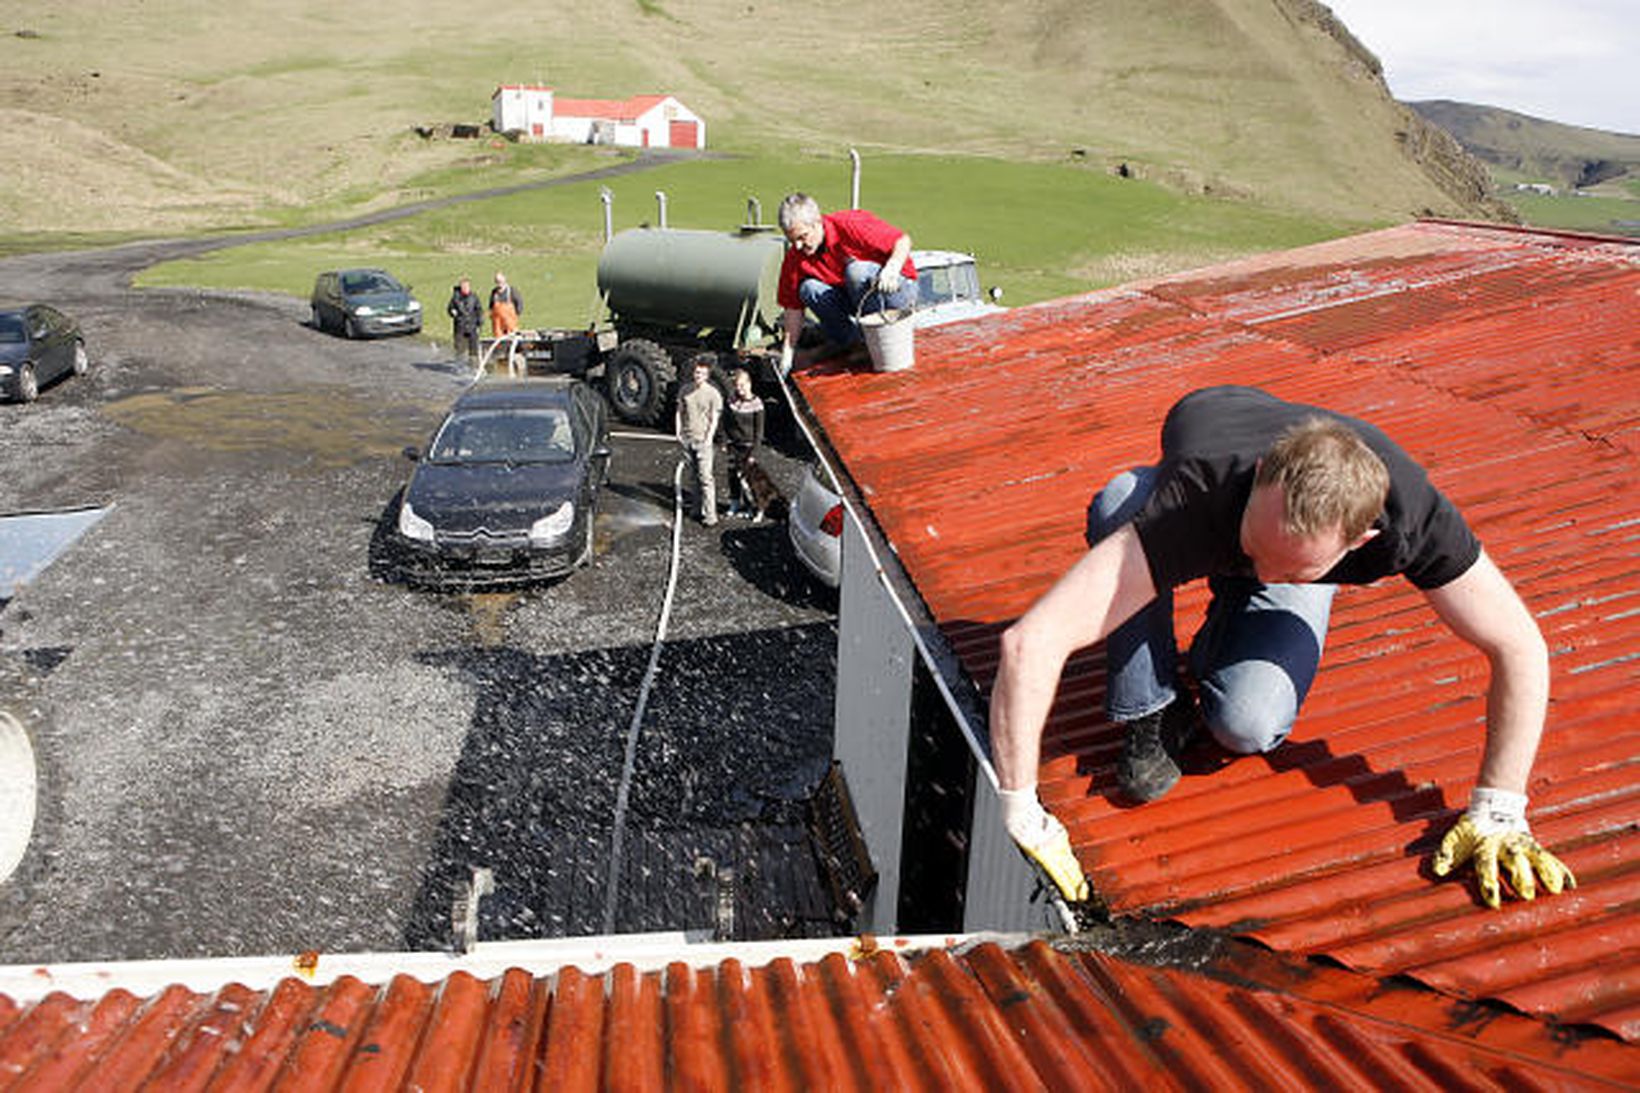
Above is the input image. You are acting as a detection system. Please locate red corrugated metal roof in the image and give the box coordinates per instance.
[793,221,1640,1041]
[553,95,674,123]
[0,935,1634,1087]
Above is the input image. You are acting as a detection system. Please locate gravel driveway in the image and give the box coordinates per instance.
[0,236,838,962]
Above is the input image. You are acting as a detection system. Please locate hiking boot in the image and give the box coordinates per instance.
[1116,698,1201,803]
[1116,709,1178,802]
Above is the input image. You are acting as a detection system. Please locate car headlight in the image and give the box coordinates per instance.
[354,305,377,317]
[407,300,422,312]
[398,501,435,542]
[0,365,11,377]
[529,501,575,543]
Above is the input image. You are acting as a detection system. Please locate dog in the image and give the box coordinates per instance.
[735,456,787,523]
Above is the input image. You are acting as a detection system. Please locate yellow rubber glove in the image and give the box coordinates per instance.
[1431,787,1577,909]
[997,786,1091,904]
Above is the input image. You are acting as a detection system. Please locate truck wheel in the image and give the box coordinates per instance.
[604,339,676,427]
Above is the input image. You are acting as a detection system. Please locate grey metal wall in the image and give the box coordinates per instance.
[830,513,914,934]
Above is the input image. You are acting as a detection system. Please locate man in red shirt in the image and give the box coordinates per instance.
[776,192,917,372]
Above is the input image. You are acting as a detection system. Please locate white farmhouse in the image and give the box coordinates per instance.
[490,86,705,150]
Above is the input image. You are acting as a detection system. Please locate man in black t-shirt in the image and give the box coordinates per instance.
[989,386,1574,911]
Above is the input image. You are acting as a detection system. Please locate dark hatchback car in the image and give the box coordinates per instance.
[310,268,423,339]
[393,378,611,587]
[0,305,88,403]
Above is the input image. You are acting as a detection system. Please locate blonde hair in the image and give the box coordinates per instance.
[1256,417,1388,541]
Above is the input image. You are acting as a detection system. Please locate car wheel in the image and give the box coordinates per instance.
[603,339,675,427]
[311,305,326,332]
[345,317,361,340]
[15,364,37,403]
[71,342,88,376]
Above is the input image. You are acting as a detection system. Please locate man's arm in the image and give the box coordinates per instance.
[991,525,1157,790]
[885,232,912,276]
[1421,550,1549,794]
[1423,550,1575,906]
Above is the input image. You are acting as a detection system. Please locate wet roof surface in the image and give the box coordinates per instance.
[2,931,1635,1088]
[793,221,1640,1042]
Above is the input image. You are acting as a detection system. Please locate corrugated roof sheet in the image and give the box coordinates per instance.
[793,221,1640,1041]
[0,933,1634,1088]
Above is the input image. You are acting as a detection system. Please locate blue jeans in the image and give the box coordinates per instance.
[1086,467,1336,754]
[799,260,919,347]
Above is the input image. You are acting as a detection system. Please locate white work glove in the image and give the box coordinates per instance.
[778,342,794,375]
[998,785,1089,902]
[875,267,902,295]
[1431,786,1576,908]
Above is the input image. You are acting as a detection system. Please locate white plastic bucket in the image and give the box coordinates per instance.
[858,308,915,372]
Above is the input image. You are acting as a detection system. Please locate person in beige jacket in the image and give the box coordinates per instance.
[674,356,723,526]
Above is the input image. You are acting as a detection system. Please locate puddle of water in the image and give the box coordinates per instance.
[0,506,110,599]
[463,591,519,646]
[102,388,430,468]
[595,495,670,553]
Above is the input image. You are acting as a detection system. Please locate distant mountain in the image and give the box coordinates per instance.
[1410,101,1640,189]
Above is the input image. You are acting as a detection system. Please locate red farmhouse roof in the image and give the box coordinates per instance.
[0,935,1633,1087]
[793,221,1640,1041]
[552,95,673,123]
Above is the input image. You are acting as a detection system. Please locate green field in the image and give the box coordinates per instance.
[137,152,1353,332]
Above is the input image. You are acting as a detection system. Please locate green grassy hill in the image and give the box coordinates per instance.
[1,0,1505,236]
[1409,101,1640,236]
[1411,100,1640,188]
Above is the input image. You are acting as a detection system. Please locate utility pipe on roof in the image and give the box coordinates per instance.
[600,186,614,243]
[849,148,861,209]
[655,190,668,229]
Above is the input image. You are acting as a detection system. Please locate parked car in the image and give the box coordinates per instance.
[0,305,87,403]
[393,378,611,587]
[310,268,422,339]
[787,463,845,589]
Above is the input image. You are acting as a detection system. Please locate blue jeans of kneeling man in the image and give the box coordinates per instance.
[799,259,919,348]
[1085,466,1336,754]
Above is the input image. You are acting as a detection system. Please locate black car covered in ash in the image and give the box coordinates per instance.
[311,268,422,339]
[0,305,88,403]
[393,378,611,587]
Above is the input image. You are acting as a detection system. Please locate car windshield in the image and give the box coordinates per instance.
[428,408,576,465]
[0,316,23,344]
[917,263,981,307]
[341,272,399,295]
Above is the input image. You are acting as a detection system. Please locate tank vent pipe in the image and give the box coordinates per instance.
[747,196,762,227]
[600,187,614,243]
[849,148,861,209]
[655,190,668,229]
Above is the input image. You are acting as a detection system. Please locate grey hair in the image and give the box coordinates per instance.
[777,192,822,232]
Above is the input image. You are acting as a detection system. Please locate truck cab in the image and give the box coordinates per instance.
[907,250,1005,329]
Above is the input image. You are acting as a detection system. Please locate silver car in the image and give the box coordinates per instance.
[787,462,844,589]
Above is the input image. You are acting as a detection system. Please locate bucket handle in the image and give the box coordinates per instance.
[856,284,915,325]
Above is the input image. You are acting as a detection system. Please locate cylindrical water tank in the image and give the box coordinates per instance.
[597,228,785,347]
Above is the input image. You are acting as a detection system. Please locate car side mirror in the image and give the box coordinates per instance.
[402,445,421,462]
[592,445,612,460]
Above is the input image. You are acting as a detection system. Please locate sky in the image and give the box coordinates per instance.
[1321,0,1638,135]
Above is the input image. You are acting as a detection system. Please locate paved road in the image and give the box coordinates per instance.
[0,230,838,962]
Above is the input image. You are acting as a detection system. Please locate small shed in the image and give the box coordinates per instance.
[490,84,554,140]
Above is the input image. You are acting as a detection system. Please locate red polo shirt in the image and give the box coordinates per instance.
[777,209,916,309]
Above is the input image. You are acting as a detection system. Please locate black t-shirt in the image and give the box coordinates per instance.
[1130,386,1480,590]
